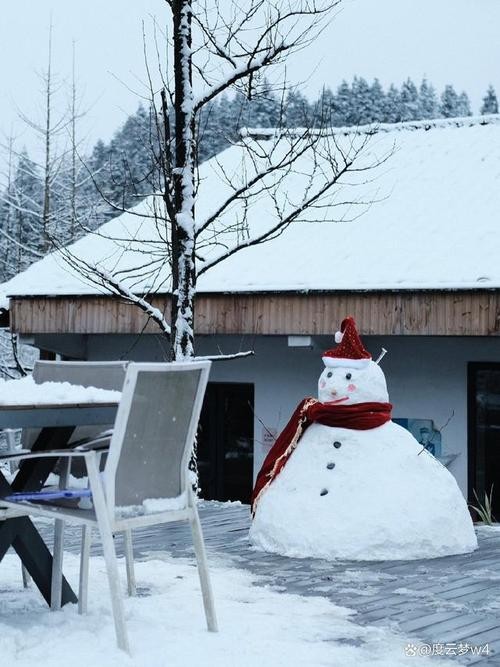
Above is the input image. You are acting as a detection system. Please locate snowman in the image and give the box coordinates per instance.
[250,317,477,561]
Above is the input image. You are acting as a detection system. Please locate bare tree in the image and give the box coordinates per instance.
[58,0,389,360]
[69,41,79,240]
[0,135,23,279]
[0,27,101,273]
[59,41,101,244]
[14,20,71,252]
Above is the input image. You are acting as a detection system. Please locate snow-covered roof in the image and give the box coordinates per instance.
[2,115,500,301]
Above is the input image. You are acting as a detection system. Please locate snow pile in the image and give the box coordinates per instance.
[141,494,187,512]
[0,551,453,667]
[0,375,121,406]
[115,494,188,517]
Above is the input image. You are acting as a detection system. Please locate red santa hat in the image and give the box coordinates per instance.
[322,317,372,368]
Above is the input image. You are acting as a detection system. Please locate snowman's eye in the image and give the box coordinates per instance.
[345,373,352,380]
[327,372,333,378]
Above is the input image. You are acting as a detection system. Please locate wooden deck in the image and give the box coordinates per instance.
[56,502,500,665]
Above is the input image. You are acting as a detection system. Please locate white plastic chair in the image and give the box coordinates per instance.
[0,361,217,654]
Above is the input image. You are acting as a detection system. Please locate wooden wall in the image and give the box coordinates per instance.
[8,290,500,336]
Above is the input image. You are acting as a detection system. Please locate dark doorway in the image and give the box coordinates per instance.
[197,383,254,504]
[468,363,500,519]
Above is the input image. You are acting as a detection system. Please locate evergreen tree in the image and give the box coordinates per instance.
[0,140,17,281]
[315,86,337,126]
[439,85,460,118]
[219,93,242,142]
[0,194,13,281]
[5,150,44,277]
[198,99,225,162]
[53,143,105,240]
[224,91,253,139]
[369,78,386,122]
[383,84,403,123]
[481,85,499,114]
[87,139,114,222]
[247,80,281,128]
[351,76,373,125]
[399,78,421,121]
[419,78,439,119]
[284,90,311,127]
[92,104,158,212]
[332,80,353,126]
[89,139,109,174]
[456,91,472,117]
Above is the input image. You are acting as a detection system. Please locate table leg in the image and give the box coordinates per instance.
[11,517,77,606]
[12,427,75,491]
[0,515,76,606]
[0,425,78,606]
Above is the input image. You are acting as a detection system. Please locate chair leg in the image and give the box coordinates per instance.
[50,518,65,610]
[189,505,218,632]
[51,458,70,610]
[6,429,19,475]
[123,529,137,597]
[78,524,92,615]
[86,453,130,654]
[21,564,30,588]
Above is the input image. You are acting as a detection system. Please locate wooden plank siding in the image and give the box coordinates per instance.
[8,290,500,336]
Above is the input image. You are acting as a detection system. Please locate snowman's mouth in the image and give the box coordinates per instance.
[326,396,349,405]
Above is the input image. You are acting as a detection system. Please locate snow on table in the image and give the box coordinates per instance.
[0,375,121,406]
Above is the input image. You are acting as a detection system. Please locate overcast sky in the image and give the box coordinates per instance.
[1,0,499,157]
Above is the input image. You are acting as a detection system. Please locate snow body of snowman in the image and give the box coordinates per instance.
[250,317,477,561]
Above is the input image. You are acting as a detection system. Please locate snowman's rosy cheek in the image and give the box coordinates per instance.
[347,383,357,392]
[319,380,326,388]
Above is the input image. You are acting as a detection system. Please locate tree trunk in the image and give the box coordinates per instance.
[70,43,77,242]
[171,0,196,360]
[42,22,53,253]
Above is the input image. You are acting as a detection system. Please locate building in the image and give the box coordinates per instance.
[1,115,500,509]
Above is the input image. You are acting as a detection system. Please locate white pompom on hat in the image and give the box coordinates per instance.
[323,317,372,369]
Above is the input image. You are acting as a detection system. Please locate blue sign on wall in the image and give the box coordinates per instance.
[393,418,442,458]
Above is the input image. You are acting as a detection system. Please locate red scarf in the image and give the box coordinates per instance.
[251,397,392,514]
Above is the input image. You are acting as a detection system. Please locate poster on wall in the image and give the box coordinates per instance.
[393,418,442,458]
[262,427,277,449]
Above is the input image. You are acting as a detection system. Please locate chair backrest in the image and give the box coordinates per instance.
[104,361,211,509]
[23,361,129,450]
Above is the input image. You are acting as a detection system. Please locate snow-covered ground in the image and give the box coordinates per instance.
[0,551,452,667]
